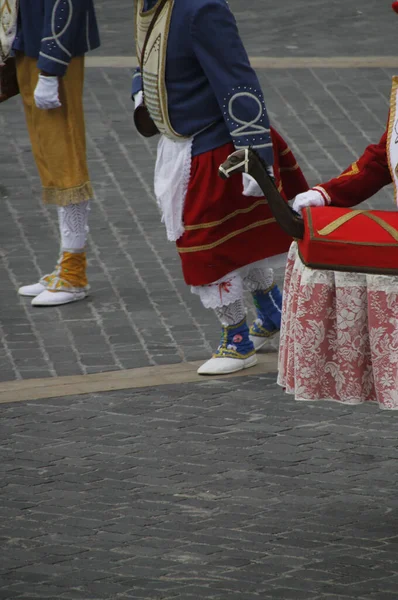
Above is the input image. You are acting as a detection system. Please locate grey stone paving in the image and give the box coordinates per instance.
[0,0,395,381]
[95,0,398,59]
[0,61,394,380]
[0,63,392,380]
[1,376,398,599]
[2,3,398,599]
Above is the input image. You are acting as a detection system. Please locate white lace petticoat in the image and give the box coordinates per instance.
[278,242,398,410]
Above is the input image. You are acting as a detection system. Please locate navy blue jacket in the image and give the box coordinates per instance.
[133,0,274,165]
[13,0,100,76]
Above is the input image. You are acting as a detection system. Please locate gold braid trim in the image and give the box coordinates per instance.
[316,210,398,242]
[184,199,268,231]
[280,146,291,157]
[279,163,299,173]
[336,161,360,179]
[178,218,276,253]
[42,182,93,206]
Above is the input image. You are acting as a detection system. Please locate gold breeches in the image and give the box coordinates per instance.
[15,53,93,206]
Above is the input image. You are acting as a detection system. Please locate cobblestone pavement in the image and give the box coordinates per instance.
[0,61,394,380]
[0,0,395,381]
[2,376,398,600]
[2,2,398,599]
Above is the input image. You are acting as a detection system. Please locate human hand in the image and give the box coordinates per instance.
[292,189,326,214]
[34,74,61,110]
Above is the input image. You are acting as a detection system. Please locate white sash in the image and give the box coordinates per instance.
[154,135,193,241]
[0,0,18,64]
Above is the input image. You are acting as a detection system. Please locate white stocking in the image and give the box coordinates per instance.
[58,201,90,252]
[214,299,246,326]
[243,264,274,293]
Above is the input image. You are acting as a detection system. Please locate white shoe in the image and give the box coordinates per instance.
[31,289,87,306]
[197,353,257,376]
[249,334,275,351]
[18,282,47,297]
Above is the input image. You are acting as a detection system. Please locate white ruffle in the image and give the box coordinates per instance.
[154,135,193,242]
[191,273,244,310]
[191,257,286,309]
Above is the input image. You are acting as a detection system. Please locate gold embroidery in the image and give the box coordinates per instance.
[184,199,267,231]
[178,218,276,253]
[336,161,360,179]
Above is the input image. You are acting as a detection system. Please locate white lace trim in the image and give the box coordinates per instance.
[191,273,244,309]
[154,135,193,241]
[191,258,281,309]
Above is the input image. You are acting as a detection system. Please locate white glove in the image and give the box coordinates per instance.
[292,189,325,215]
[242,167,274,197]
[34,75,61,110]
[242,173,263,197]
[133,90,144,108]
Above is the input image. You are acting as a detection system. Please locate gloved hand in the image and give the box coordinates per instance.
[242,173,263,197]
[292,189,326,215]
[242,166,274,197]
[34,75,61,110]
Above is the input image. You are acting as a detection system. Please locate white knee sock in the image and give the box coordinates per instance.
[214,299,246,326]
[58,201,90,252]
[243,265,274,293]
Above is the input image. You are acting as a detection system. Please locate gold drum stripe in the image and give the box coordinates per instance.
[317,210,398,242]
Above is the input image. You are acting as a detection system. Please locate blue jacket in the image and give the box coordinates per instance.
[13,0,100,77]
[133,0,274,166]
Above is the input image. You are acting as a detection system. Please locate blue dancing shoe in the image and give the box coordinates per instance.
[198,318,257,375]
[249,284,282,351]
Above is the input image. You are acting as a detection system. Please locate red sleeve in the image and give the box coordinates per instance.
[316,130,392,207]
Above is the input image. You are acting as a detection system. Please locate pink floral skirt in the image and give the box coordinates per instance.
[278,242,398,409]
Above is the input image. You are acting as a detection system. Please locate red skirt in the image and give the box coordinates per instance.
[177,134,308,286]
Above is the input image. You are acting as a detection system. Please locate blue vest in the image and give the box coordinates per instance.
[13,0,100,76]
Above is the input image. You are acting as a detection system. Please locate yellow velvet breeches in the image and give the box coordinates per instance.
[15,53,93,206]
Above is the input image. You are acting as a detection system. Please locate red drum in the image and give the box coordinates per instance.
[298,206,398,275]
